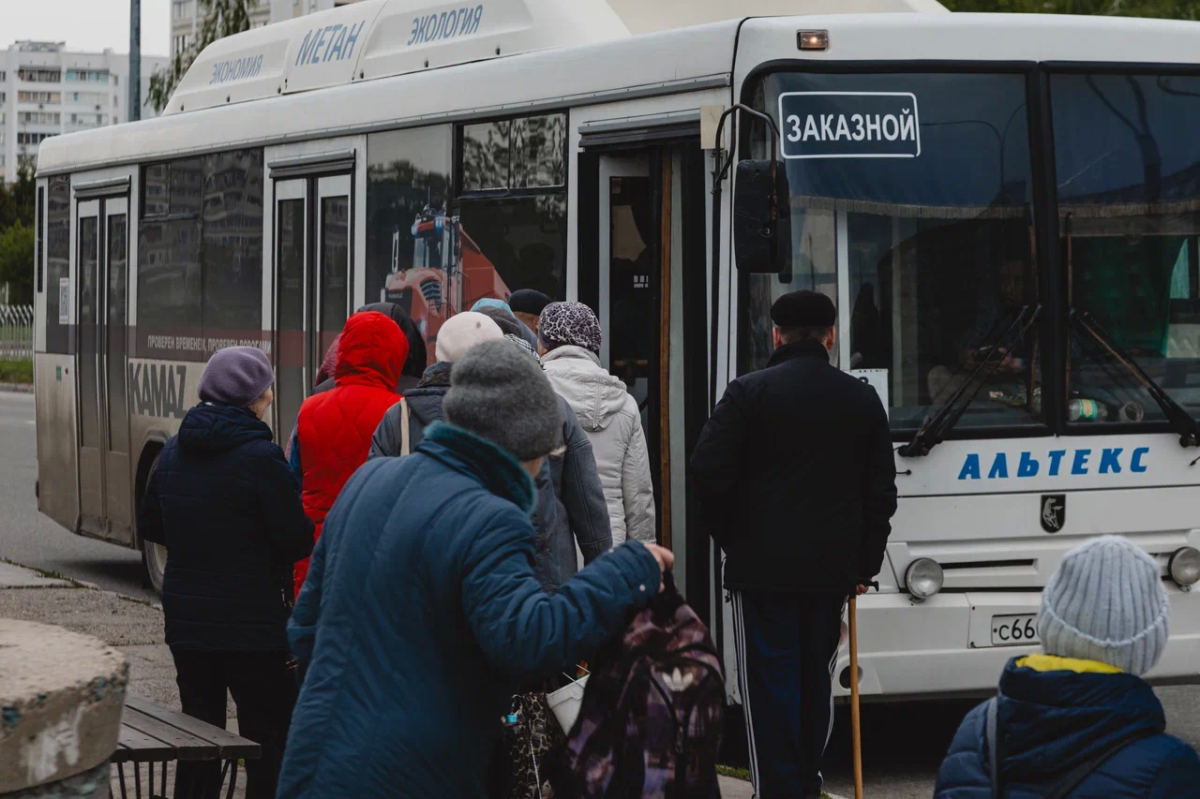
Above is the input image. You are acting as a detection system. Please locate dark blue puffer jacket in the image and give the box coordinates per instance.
[138,402,314,652]
[277,422,661,799]
[935,656,1200,798]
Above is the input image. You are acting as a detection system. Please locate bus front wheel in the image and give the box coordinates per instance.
[143,540,167,595]
[139,448,167,595]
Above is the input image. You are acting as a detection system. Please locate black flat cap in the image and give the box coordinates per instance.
[771,290,837,328]
[508,289,553,316]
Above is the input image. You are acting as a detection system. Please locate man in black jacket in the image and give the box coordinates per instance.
[690,290,897,799]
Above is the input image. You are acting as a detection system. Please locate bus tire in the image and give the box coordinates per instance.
[143,538,168,595]
[138,449,167,595]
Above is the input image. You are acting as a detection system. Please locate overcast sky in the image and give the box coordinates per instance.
[6,1,170,57]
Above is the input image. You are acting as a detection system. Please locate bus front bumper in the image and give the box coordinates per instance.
[833,589,1200,700]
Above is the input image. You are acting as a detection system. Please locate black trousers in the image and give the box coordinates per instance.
[170,649,298,799]
[730,591,846,799]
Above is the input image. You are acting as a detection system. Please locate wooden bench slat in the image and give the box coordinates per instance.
[122,707,219,761]
[115,727,174,763]
[125,695,261,759]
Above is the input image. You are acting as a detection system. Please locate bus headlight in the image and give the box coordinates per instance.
[906,558,944,600]
[1169,547,1200,588]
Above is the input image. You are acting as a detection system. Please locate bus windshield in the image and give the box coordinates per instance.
[1054,73,1200,428]
[742,71,1039,434]
[743,68,1200,435]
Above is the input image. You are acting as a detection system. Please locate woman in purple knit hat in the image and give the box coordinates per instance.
[138,346,314,799]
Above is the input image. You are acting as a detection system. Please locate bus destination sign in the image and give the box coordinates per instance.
[778,91,921,160]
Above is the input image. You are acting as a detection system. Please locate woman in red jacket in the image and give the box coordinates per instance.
[291,311,408,597]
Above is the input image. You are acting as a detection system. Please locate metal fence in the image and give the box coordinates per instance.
[0,305,34,361]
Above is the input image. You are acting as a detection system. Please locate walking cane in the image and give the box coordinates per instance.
[849,582,877,799]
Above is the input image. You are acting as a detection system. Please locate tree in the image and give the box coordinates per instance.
[941,0,1198,19]
[0,161,35,304]
[0,222,34,305]
[0,162,35,231]
[147,0,259,113]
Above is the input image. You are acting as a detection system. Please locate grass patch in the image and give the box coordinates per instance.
[0,359,32,384]
[716,764,751,781]
[118,594,156,608]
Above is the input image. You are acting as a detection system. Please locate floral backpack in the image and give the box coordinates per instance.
[550,573,724,798]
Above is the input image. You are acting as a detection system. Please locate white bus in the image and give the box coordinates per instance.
[33,0,1200,702]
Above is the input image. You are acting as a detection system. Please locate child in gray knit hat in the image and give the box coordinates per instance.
[1039,535,1169,675]
[934,535,1200,798]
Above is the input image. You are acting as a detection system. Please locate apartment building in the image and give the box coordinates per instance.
[0,41,168,182]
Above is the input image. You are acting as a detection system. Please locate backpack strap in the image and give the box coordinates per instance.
[399,399,411,457]
[986,696,1001,798]
[1041,729,1159,799]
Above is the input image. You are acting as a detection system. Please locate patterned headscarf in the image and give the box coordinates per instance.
[538,301,602,356]
[504,333,541,363]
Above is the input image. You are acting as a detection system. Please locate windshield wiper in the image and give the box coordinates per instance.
[898,304,1042,458]
[1071,309,1200,448]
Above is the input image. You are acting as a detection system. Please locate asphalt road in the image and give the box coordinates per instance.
[0,390,153,600]
[2,388,1199,797]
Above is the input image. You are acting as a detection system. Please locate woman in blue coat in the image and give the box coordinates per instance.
[277,339,673,799]
[934,536,1200,798]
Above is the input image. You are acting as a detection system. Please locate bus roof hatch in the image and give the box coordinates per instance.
[165,0,630,116]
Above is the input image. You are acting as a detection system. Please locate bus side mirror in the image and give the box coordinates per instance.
[733,159,791,275]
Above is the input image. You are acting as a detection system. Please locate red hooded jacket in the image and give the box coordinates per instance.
[293,311,407,597]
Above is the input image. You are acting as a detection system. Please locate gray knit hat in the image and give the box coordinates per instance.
[1038,536,1169,675]
[445,339,562,461]
[198,346,273,408]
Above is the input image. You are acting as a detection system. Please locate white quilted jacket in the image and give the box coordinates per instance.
[541,345,656,545]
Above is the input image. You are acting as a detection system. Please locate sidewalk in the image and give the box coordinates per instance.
[0,563,184,711]
[0,560,761,798]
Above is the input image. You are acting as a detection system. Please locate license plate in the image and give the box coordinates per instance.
[991,614,1040,647]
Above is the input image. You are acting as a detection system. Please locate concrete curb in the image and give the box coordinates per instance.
[0,560,92,591]
[0,560,161,609]
[0,382,34,394]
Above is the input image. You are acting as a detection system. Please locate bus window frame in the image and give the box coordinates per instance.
[1042,61,1200,441]
[737,59,1056,443]
[454,112,571,201]
[267,159,356,443]
[451,112,572,304]
[739,58,1200,443]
